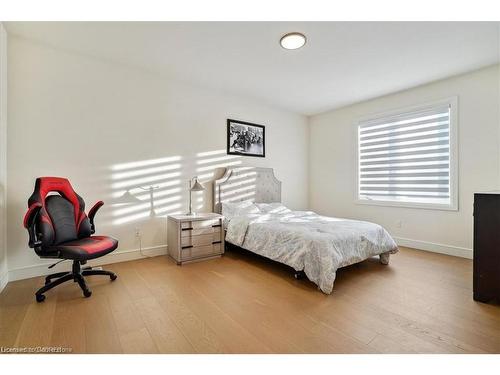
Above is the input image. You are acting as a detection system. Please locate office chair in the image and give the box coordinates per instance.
[23,177,119,302]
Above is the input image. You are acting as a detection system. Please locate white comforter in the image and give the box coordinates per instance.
[225,210,398,294]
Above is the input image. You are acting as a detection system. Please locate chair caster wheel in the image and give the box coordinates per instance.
[110,274,117,281]
[83,289,92,298]
[36,294,46,303]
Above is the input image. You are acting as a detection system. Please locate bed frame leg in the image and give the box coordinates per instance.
[379,253,390,265]
[294,270,306,280]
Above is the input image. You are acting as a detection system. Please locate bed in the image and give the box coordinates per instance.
[213,166,398,294]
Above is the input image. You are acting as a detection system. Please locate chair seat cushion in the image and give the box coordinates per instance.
[48,235,118,261]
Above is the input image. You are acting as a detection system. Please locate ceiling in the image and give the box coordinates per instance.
[5,22,500,115]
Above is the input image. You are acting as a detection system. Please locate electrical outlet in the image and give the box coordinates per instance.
[135,227,141,237]
[396,220,402,228]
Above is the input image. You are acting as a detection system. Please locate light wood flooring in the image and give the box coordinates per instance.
[1,246,499,354]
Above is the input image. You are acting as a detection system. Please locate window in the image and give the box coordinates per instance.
[357,98,457,210]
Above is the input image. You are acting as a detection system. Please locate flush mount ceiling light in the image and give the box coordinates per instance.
[280,32,307,50]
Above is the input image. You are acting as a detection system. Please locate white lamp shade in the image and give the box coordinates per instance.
[190,179,205,192]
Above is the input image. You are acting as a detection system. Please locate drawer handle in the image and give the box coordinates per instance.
[212,241,222,244]
[212,224,221,228]
[181,227,193,231]
[181,245,193,249]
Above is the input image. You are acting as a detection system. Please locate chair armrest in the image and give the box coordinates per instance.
[23,203,43,249]
[88,200,104,234]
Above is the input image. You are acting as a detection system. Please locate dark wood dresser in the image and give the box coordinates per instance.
[473,193,500,303]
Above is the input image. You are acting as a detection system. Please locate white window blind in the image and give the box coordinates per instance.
[357,100,457,209]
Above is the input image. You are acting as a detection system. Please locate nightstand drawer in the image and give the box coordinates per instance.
[181,224,221,237]
[181,244,216,260]
[212,243,221,253]
[181,219,219,230]
[181,233,220,247]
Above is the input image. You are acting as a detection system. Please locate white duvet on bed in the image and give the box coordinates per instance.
[225,210,398,294]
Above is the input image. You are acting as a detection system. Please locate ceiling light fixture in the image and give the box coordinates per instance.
[280,32,306,50]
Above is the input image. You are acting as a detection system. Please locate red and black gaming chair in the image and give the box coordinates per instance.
[23,177,118,302]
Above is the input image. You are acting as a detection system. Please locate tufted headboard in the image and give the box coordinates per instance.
[212,167,282,214]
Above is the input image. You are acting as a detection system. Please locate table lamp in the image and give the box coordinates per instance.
[188,176,205,215]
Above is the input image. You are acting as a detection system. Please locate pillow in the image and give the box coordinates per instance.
[221,200,260,219]
[255,202,291,214]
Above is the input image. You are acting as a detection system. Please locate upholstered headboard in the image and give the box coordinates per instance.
[212,167,282,214]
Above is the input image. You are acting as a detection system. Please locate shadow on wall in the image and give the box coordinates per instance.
[217,167,259,204]
[109,155,184,225]
[106,149,247,225]
[194,150,242,211]
[11,151,264,264]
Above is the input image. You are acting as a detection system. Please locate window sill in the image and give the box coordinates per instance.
[355,199,458,211]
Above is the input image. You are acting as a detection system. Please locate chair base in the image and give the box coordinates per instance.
[36,260,117,302]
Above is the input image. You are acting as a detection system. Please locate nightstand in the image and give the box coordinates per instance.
[167,213,224,265]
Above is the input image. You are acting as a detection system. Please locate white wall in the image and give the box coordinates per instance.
[309,65,500,258]
[0,24,8,291]
[7,36,309,280]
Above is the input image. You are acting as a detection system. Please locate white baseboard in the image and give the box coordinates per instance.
[5,237,472,283]
[394,237,473,259]
[0,269,8,293]
[7,244,168,282]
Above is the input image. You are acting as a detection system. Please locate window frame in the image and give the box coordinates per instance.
[355,97,458,211]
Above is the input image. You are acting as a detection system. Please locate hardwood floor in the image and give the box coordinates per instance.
[1,246,499,354]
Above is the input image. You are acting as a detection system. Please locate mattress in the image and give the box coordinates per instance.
[225,210,398,294]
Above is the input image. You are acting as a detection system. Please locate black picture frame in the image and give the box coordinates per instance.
[227,119,266,158]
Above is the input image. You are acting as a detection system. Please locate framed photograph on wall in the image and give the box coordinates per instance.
[227,119,265,158]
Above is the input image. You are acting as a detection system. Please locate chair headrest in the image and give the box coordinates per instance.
[28,177,83,225]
